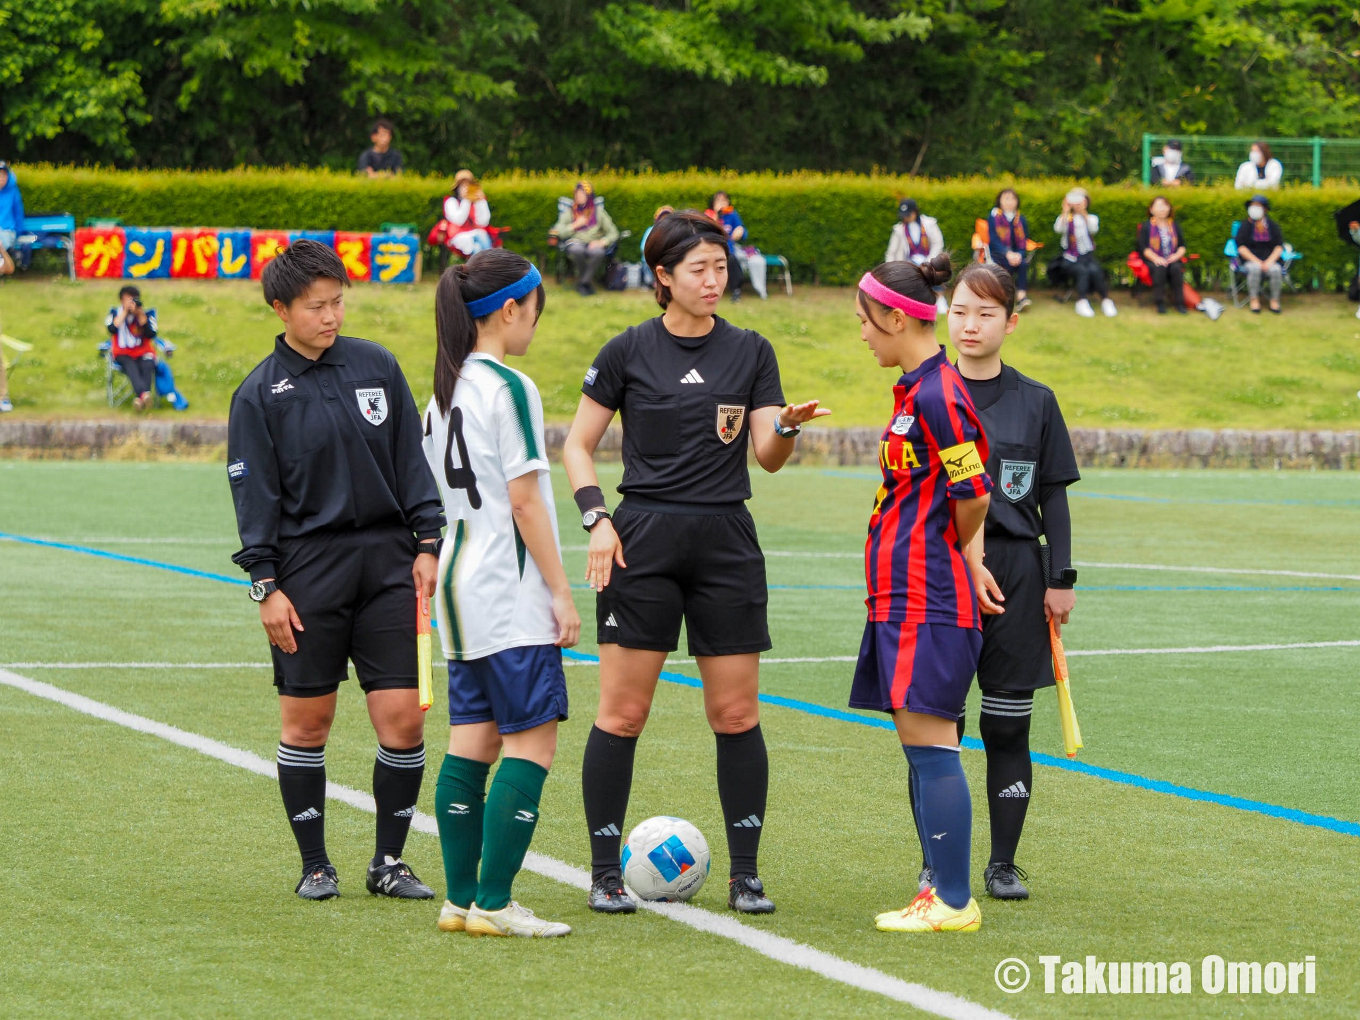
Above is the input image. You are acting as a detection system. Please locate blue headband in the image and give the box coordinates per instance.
[466,266,542,318]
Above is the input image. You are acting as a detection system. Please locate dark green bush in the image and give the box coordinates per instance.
[15,165,1357,287]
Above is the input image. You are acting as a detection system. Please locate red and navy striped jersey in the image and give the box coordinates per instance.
[865,348,994,628]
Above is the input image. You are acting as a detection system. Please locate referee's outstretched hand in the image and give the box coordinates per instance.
[259,587,304,654]
[585,519,626,592]
[781,399,832,426]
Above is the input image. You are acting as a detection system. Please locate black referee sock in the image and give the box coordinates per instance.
[372,742,425,863]
[715,724,768,879]
[582,725,638,881]
[277,742,329,872]
[979,692,1034,866]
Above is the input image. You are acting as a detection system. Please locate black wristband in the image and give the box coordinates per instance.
[573,485,607,516]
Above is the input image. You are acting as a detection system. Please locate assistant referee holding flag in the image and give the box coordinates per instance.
[227,239,446,901]
[948,260,1080,901]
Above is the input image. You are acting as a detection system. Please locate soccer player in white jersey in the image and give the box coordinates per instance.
[423,250,580,938]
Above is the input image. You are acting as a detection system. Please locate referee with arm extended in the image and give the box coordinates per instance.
[227,239,446,901]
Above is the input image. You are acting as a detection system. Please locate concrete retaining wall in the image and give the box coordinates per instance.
[2,419,1357,469]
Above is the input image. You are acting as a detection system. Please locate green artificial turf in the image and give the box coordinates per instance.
[3,276,1360,428]
[1,460,1357,1018]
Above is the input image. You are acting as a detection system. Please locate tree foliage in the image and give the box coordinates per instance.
[1,0,1357,179]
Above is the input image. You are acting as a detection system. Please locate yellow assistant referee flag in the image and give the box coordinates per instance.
[1049,619,1083,758]
[417,592,433,713]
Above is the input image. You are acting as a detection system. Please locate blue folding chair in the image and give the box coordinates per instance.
[1223,220,1304,308]
[100,307,176,408]
[16,213,76,280]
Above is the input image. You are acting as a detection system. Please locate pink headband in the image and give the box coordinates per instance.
[858,272,937,322]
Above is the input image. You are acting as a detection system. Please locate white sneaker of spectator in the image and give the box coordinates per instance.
[1354,304,1360,320]
[935,294,949,315]
[1074,298,1095,318]
[1101,297,1118,317]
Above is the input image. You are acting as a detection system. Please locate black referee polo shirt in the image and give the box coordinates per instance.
[959,363,1079,541]
[228,334,445,581]
[583,316,785,504]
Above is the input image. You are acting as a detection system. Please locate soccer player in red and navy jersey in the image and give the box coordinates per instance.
[849,253,994,933]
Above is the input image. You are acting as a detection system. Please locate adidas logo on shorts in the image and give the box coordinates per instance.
[291,806,321,822]
[998,781,1030,799]
[604,613,618,628]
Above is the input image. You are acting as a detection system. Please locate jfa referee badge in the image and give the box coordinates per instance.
[999,460,1035,501]
[356,387,388,426]
[716,404,746,444]
[938,441,985,483]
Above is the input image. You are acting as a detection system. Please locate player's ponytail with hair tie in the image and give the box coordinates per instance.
[857,252,954,333]
[433,250,547,416]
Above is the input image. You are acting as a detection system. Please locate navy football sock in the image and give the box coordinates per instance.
[903,744,973,910]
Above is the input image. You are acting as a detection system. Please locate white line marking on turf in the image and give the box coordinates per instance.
[29,536,233,545]
[0,667,1015,1020]
[1073,560,1360,582]
[0,662,273,670]
[1065,639,1360,657]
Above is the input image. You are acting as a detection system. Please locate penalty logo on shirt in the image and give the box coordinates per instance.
[356,387,388,426]
[716,404,746,445]
[999,459,1035,502]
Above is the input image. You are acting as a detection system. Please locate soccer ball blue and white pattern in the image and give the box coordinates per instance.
[621,816,711,902]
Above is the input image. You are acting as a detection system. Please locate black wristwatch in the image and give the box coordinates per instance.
[581,509,612,532]
[249,579,279,603]
[1050,567,1078,590]
[417,538,442,557]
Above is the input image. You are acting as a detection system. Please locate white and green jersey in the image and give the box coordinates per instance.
[423,353,561,661]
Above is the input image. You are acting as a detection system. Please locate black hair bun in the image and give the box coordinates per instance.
[917,252,954,290]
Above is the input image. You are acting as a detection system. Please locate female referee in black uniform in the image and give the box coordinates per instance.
[948,260,1079,901]
[562,211,829,915]
[228,240,445,902]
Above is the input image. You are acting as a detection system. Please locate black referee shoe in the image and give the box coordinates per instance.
[296,864,340,901]
[587,870,637,913]
[984,862,1031,900]
[728,875,775,914]
[366,856,435,899]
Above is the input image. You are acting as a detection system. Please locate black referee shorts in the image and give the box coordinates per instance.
[597,498,771,657]
[977,536,1055,693]
[270,525,419,698]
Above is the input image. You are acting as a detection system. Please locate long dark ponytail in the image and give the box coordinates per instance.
[433,249,546,415]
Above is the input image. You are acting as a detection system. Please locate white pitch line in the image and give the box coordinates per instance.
[1066,639,1360,657]
[0,667,1014,1020]
[0,662,272,670]
[30,536,233,545]
[1073,560,1360,582]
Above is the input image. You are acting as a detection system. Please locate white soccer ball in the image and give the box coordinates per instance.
[621,816,711,902]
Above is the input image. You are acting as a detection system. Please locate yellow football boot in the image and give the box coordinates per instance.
[875,887,981,932]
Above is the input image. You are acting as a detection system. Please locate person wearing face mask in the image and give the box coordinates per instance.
[1054,188,1116,319]
[1234,141,1283,191]
[1149,139,1193,187]
[1234,195,1285,313]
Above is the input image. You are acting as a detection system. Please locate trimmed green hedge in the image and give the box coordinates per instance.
[14,165,1359,287]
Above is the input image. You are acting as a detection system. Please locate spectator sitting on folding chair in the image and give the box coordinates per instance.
[1054,188,1116,319]
[0,160,23,277]
[1137,196,1188,315]
[1235,195,1285,314]
[106,286,160,410]
[438,170,493,257]
[986,188,1033,311]
[549,181,620,296]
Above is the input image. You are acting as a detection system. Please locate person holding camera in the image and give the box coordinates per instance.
[106,285,159,410]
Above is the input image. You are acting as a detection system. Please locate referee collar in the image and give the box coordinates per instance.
[899,346,950,389]
[953,361,1021,392]
[272,333,348,375]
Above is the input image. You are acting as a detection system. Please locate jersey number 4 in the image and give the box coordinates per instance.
[443,406,482,510]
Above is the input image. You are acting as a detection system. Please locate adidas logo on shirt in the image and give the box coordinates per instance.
[680,369,705,384]
[593,823,621,837]
[732,814,762,829]
[998,781,1030,799]
[291,806,321,822]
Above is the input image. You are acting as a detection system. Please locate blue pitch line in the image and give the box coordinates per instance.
[818,471,1360,507]
[8,531,1358,840]
[561,648,1360,840]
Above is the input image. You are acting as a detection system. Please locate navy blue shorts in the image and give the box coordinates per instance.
[849,621,981,720]
[446,644,568,734]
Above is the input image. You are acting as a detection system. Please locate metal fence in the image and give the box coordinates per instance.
[1142,134,1360,187]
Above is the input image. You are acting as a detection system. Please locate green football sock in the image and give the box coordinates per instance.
[476,757,548,911]
[434,754,490,909]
